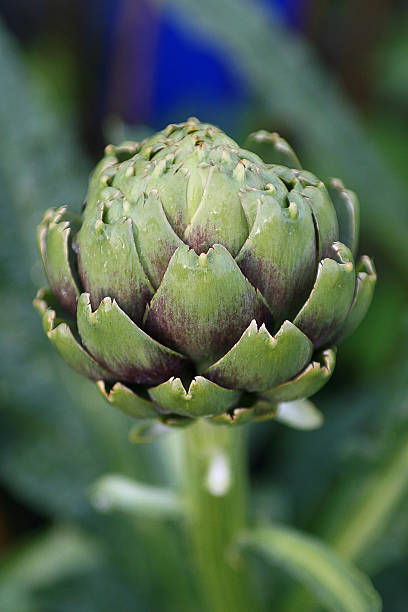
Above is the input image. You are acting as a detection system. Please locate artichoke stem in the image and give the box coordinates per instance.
[183,419,257,612]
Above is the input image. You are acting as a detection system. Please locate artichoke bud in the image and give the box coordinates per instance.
[34,120,376,425]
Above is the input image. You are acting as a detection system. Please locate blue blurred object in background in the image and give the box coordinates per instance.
[150,11,247,130]
[102,0,308,130]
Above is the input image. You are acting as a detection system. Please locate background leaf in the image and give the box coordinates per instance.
[90,475,184,518]
[241,524,382,612]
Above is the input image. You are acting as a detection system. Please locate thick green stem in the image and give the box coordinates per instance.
[182,419,256,612]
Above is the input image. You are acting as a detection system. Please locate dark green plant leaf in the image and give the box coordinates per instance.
[0,526,100,611]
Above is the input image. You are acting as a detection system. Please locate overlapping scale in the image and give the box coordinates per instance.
[144,244,272,370]
[236,191,316,322]
[77,293,190,386]
[75,200,154,325]
[128,190,184,289]
[294,242,356,348]
[205,320,312,393]
[184,165,249,256]
[34,289,115,382]
[148,376,241,418]
[37,207,80,316]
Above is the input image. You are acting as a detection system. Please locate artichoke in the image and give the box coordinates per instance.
[34,118,376,425]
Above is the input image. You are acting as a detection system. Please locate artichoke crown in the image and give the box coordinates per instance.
[34,118,376,425]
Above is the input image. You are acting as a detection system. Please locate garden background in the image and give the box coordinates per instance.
[0,0,407,610]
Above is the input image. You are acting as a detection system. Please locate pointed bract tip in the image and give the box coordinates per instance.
[198,252,208,267]
[104,144,115,156]
[233,161,246,182]
[288,201,298,219]
[329,177,344,190]
[265,183,276,192]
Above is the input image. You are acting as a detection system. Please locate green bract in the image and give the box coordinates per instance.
[34,118,376,425]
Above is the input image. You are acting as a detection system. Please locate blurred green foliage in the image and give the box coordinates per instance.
[0,1,407,610]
